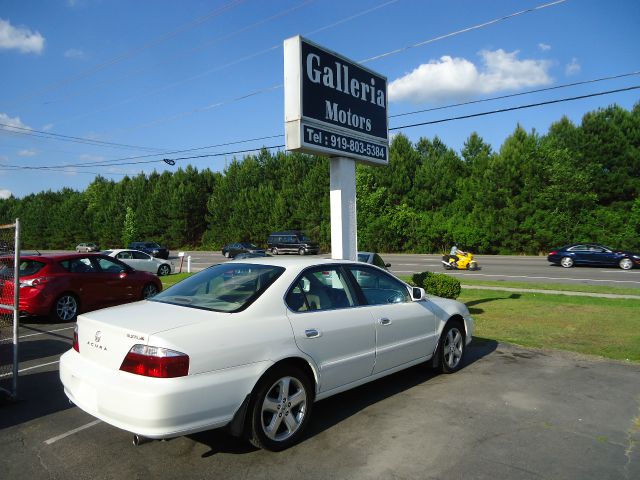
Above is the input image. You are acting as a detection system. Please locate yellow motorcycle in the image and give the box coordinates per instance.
[442,251,479,271]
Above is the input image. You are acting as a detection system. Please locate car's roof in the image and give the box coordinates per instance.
[19,253,108,262]
[105,248,146,254]
[228,256,362,268]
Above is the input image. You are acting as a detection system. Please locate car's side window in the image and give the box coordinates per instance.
[347,266,410,305]
[286,267,356,312]
[62,258,97,273]
[132,251,149,260]
[96,257,126,274]
[117,251,133,260]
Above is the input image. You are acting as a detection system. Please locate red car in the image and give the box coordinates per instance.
[0,253,162,322]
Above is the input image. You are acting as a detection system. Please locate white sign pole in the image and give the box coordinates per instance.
[330,157,357,260]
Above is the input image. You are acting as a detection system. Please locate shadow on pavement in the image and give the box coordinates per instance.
[191,337,498,455]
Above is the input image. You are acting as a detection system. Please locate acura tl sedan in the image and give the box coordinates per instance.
[60,257,473,451]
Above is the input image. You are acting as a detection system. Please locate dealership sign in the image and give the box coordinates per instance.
[284,36,389,165]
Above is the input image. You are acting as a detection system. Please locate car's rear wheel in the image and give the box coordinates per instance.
[440,320,465,374]
[223,251,230,258]
[53,294,78,322]
[157,264,171,276]
[248,366,313,451]
[272,248,279,255]
[619,258,633,270]
[141,283,159,299]
[560,257,574,268]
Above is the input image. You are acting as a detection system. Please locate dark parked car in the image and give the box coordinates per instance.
[128,242,170,259]
[0,253,162,322]
[267,231,319,255]
[221,242,265,258]
[357,251,391,270]
[547,243,640,270]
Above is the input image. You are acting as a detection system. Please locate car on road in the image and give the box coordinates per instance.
[60,256,473,451]
[128,242,170,260]
[547,243,640,270]
[267,230,320,255]
[0,253,162,322]
[103,249,174,276]
[221,242,265,258]
[76,242,99,253]
[233,251,271,260]
[358,251,391,270]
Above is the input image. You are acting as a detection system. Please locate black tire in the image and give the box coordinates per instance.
[141,283,159,299]
[248,365,313,451]
[223,251,230,258]
[52,294,79,322]
[560,257,574,268]
[157,264,171,276]
[443,263,452,270]
[272,248,279,255]
[439,320,466,374]
[619,258,633,270]
[469,262,478,271]
[298,247,305,256]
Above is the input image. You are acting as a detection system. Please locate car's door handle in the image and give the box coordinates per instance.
[305,329,321,338]
[378,318,392,325]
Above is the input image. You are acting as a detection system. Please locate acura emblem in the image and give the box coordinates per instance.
[94,331,102,343]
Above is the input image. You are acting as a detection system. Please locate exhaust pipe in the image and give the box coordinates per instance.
[132,434,152,446]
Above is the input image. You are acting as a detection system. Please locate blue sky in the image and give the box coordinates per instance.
[1,0,639,198]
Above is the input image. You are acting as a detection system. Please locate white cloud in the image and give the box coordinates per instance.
[0,189,12,199]
[538,43,551,51]
[565,57,581,76]
[0,112,31,131]
[64,48,85,59]
[79,153,105,162]
[41,123,54,131]
[388,49,553,104]
[18,149,36,157]
[0,18,45,54]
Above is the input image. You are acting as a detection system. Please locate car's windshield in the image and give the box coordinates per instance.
[301,236,312,242]
[145,243,160,248]
[151,263,284,312]
[357,253,369,262]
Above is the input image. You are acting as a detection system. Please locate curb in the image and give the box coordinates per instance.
[461,284,640,300]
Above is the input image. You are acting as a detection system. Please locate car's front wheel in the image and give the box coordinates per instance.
[53,294,79,322]
[223,251,230,258]
[141,283,159,299]
[248,366,313,451]
[298,247,305,256]
[272,248,279,255]
[440,320,466,374]
[560,257,574,268]
[619,258,633,270]
[157,264,171,276]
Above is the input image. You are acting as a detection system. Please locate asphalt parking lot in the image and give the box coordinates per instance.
[1,319,638,480]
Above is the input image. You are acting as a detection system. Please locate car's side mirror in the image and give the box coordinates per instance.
[411,287,426,301]
[385,263,391,268]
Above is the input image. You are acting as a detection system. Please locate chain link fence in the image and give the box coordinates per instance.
[0,219,19,401]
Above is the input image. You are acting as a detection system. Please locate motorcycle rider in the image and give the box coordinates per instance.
[449,244,466,265]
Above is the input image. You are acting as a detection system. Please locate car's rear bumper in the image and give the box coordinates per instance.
[59,349,270,439]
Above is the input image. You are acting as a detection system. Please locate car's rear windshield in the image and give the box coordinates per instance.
[357,253,368,262]
[0,259,46,277]
[151,263,285,313]
[145,243,160,248]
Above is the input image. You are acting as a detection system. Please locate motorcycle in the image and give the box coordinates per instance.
[442,251,479,271]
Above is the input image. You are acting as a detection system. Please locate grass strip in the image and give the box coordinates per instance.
[459,288,640,363]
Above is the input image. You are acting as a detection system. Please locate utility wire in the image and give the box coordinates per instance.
[389,85,640,131]
[0,123,164,152]
[4,0,246,109]
[361,0,568,63]
[389,70,640,118]
[106,0,569,134]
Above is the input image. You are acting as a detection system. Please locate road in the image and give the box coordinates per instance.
[174,251,640,289]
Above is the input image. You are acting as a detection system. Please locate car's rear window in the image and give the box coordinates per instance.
[0,259,47,278]
[151,263,284,313]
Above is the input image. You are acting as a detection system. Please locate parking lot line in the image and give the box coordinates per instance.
[44,419,102,445]
[0,326,75,343]
[0,360,60,378]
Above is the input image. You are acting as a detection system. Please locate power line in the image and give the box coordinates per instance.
[0,123,165,152]
[389,70,640,118]
[360,0,569,63]
[4,0,246,109]
[104,0,570,134]
[389,85,640,131]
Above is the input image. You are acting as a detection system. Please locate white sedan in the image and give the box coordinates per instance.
[60,257,473,451]
[103,249,174,276]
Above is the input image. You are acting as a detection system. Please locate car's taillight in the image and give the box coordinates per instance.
[548,251,557,256]
[119,345,189,378]
[20,276,51,288]
[72,324,79,352]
